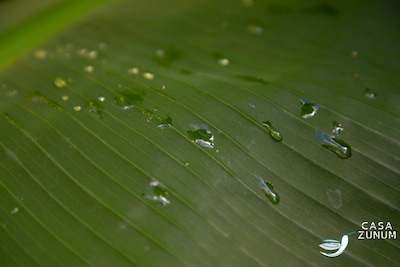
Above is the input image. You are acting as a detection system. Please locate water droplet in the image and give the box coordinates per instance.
[114,90,144,110]
[326,189,342,209]
[10,207,19,215]
[187,128,214,148]
[86,101,102,118]
[78,48,89,57]
[34,49,47,59]
[143,180,170,206]
[255,176,279,204]
[157,116,173,129]
[316,131,352,159]
[88,50,98,59]
[143,72,154,80]
[247,25,264,35]
[84,65,94,73]
[218,58,230,66]
[127,67,139,75]
[54,77,67,88]
[331,121,343,136]
[350,50,358,57]
[61,95,69,101]
[98,96,106,102]
[161,85,166,90]
[73,105,82,111]
[142,111,154,122]
[300,97,319,118]
[262,121,283,142]
[184,162,190,167]
[364,88,377,99]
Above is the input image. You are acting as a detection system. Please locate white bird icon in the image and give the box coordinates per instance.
[319,231,356,257]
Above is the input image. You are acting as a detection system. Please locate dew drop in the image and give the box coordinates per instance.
[218,58,230,66]
[84,65,95,73]
[127,67,139,75]
[143,180,170,206]
[350,50,358,57]
[78,48,89,57]
[54,77,67,88]
[143,72,154,80]
[187,128,214,148]
[316,131,352,159]
[364,88,377,99]
[331,121,343,136]
[73,106,82,111]
[255,176,279,204]
[184,162,190,167]
[326,189,342,209]
[61,95,69,101]
[300,97,319,118]
[157,116,173,129]
[34,49,47,59]
[98,96,106,102]
[86,101,102,118]
[262,121,283,142]
[88,50,98,59]
[10,207,19,215]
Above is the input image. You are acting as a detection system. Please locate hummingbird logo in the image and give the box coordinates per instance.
[319,231,356,257]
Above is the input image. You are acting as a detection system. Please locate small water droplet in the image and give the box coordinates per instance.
[34,49,47,59]
[247,25,264,35]
[262,121,283,142]
[54,77,67,88]
[364,88,377,99]
[300,97,319,118]
[218,58,230,66]
[84,65,94,73]
[10,207,19,215]
[143,180,170,206]
[155,49,165,57]
[157,116,173,129]
[86,101,102,118]
[88,50,98,59]
[255,176,279,204]
[61,95,69,101]
[350,50,358,57]
[73,106,82,111]
[187,128,214,148]
[98,96,106,102]
[331,121,343,136]
[161,85,166,90]
[78,48,89,57]
[143,72,154,80]
[249,103,256,108]
[326,189,342,209]
[316,131,352,159]
[114,90,144,110]
[142,111,154,122]
[184,162,190,167]
[127,67,139,75]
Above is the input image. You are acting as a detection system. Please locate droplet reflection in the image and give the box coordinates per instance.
[255,176,280,204]
[300,97,319,118]
[143,180,170,206]
[316,131,352,159]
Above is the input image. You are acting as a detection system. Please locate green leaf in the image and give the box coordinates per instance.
[1,0,399,266]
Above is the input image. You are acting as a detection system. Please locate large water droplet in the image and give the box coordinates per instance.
[143,180,170,206]
[331,121,343,136]
[364,88,377,99]
[157,116,173,129]
[300,97,319,118]
[262,121,283,142]
[326,189,342,209]
[316,131,352,159]
[187,128,214,148]
[54,77,67,88]
[255,176,279,204]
